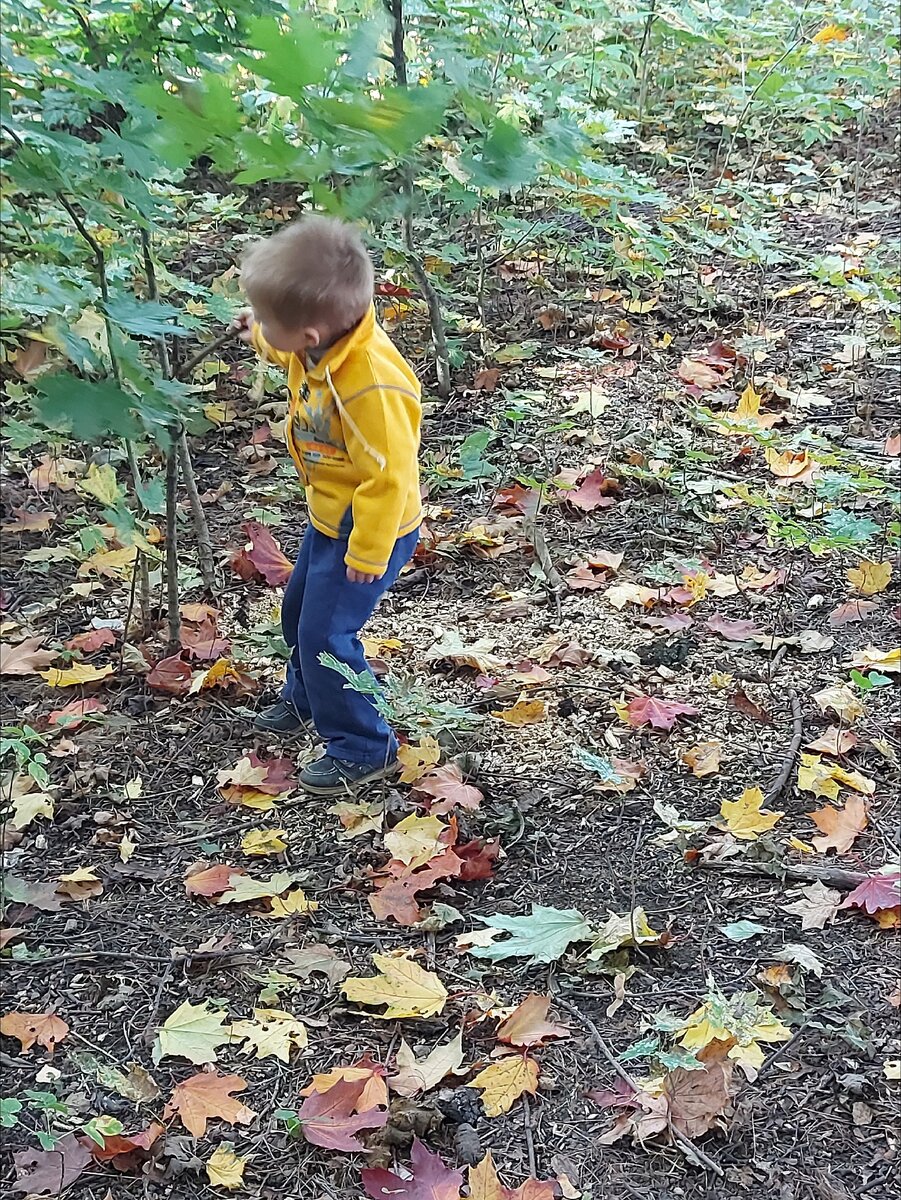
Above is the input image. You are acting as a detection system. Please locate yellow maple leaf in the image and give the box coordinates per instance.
[330,798,384,839]
[813,682,866,725]
[812,23,848,43]
[797,753,875,801]
[847,560,892,596]
[40,663,114,688]
[342,953,447,1019]
[206,1143,247,1190]
[77,463,122,507]
[77,545,136,579]
[229,1008,307,1061]
[396,736,441,785]
[764,447,814,480]
[848,645,900,673]
[470,1053,539,1116]
[241,828,288,856]
[720,787,783,840]
[384,813,446,869]
[153,1000,230,1065]
[491,698,547,726]
[264,889,318,919]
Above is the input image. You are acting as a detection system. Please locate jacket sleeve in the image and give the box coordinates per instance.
[251,322,293,369]
[340,386,419,575]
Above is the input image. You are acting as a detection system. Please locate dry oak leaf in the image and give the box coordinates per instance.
[626,695,698,731]
[805,726,858,756]
[847,560,892,596]
[206,1143,248,1191]
[342,953,448,1019]
[296,1078,388,1151]
[468,1151,556,1200]
[384,813,448,869]
[491,698,547,726]
[807,796,868,854]
[389,1031,465,1098]
[229,1007,308,1061]
[40,662,113,688]
[471,1053,539,1117]
[720,787,783,841]
[813,682,866,725]
[412,762,484,815]
[363,1137,464,1200]
[0,637,58,676]
[680,740,722,778]
[397,736,441,785]
[783,881,842,930]
[56,866,103,900]
[163,1069,256,1138]
[152,999,231,1065]
[12,1134,92,1196]
[0,1010,69,1055]
[496,994,570,1049]
[302,1054,389,1111]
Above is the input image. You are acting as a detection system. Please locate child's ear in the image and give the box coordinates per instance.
[304,327,320,348]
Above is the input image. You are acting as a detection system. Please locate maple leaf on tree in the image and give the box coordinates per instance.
[626,695,698,731]
[363,1137,464,1200]
[296,1078,388,1151]
[163,1069,256,1137]
[230,519,293,586]
[838,872,901,917]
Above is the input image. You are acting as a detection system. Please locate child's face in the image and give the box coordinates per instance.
[257,312,322,355]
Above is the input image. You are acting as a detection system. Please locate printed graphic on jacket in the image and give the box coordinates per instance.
[292,384,348,464]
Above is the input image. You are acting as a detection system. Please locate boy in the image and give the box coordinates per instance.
[233,216,421,795]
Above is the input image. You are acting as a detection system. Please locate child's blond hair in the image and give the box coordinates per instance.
[240,215,374,332]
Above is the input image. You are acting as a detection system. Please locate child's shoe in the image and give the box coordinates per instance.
[254,699,314,736]
[299,755,398,795]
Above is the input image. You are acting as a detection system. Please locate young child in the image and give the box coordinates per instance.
[232,216,421,795]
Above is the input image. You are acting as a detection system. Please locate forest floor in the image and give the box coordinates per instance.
[2,125,900,1200]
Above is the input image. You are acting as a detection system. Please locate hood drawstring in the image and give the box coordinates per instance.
[325,366,386,471]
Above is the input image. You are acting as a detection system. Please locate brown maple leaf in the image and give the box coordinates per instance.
[807,796,868,854]
[496,994,570,1049]
[163,1070,256,1137]
[0,1010,69,1055]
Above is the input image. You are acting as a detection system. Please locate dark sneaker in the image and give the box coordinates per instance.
[299,755,399,796]
[254,700,311,736]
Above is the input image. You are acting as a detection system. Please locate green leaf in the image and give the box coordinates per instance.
[720,920,768,941]
[469,904,593,965]
[463,121,539,192]
[655,1047,705,1071]
[243,15,333,94]
[105,294,194,338]
[34,376,142,442]
[617,1035,659,1062]
[0,1098,22,1128]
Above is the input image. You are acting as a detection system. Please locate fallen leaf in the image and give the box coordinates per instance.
[765,447,816,481]
[626,695,698,731]
[390,1031,465,1097]
[163,1070,256,1137]
[190,657,258,697]
[847,560,892,596]
[813,21,848,41]
[587,908,666,959]
[146,653,193,696]
[77,545,136,579]
[731,687,771,723]
[384,814,448,869]
[206,1143,248,1191]
[849,645,901,674]
[180,615,230,662]
[605,581,663,609]
[720,787,783,840]
[229,1007,308,1061]
[302,1055,389,1111]
[230,520,292,586]
[643,611,694,633]
[369,851,464,926]
[797,753,875,800]
[0,637,57,676]
[680,740,721,778]
[152,1000,231,1065]
[706,614,762,641]
[330,798,384,838]
[563,469,619,512]
[1,508,55,533]
[813,682,866,725]
[241,828,288,856]
[783,881,842,930]
[363,1138,463,1200]
[565,563,607,590]
[283,945,351,986]
[185,863,239,899]
[664,1044,735,1138]
[469,904,593,965]
[7,780,54,831]
[397,736,441,785]
[12,1134,92,1196]
[678,357,724,389]
[64,628,117,654]
[56,866,103,900]
[40,662,113,688]
[425,630,503,674]
[473,368,501,391]
[219,871,301,906]
[412,763,484,815]
[775,943,825,977]
[491,698,547,726]
[807,796,868,853]
[496,995,570,1049]
[297,1078,388,1151]
[471,1053,539,1116]
[46,697,106,729]
[829,600,880,627]
[838,872,901,917]
[342,954,448,1019]
[805,726,858,756]
[468,1151,556,1200]
[0,1010,68,1055]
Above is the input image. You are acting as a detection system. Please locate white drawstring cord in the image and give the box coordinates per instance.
[325,366,386,471]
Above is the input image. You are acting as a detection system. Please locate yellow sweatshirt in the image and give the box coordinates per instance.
[251,305,422,575]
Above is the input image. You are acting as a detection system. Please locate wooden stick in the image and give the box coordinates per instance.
[694,859,868,890]
[552,994,724,1176]
[176,330,233,382]
[764,687,803,804]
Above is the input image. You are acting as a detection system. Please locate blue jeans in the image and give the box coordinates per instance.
[280,523,418,763]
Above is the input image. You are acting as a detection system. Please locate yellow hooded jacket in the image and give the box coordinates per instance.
[251,305,422,575]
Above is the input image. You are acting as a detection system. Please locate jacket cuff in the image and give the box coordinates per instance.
[344,546,389,576]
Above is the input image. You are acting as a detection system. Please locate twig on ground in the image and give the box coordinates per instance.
[522,1094,537,1178]
[764,687,803,804]
[552,994,725,1177]
[695,860,868,890]
[176,330,234,381]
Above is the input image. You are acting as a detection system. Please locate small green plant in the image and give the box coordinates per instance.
[0,725,50,788]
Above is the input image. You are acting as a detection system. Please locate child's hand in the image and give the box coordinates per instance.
[346,566,380,585]
[231,308,254,343]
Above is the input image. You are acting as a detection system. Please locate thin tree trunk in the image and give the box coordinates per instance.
[165,436,181,652]
[177,429,216,591]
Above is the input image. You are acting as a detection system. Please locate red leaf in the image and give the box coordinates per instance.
[146,654,192,696]
[46,698,106,730]
[731,687,771,723]
[369,851,464,926]
[12,1134,92,1195]
[678,358,726,389]
[494,484,539,517]
[412,763,483,816]
[563,469,620,512]
[643,613,694,633]
[184,864,240,898]
[83,1122,164,1165]
[231,520,292,587]
[697,339,738,367]
[375,282,414,297]
[64,628,116,653]
[542,640,593,667]
[838,872,901,915]
[828,600,880,627]
[456,838,500,881]
[363,1138,464,1200]
[473,368,501,392]
[626,695,698,731]
[298,1079,388,1151]
[706,614,762,641]
[565,564,606,590]
[180,616,231,662]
